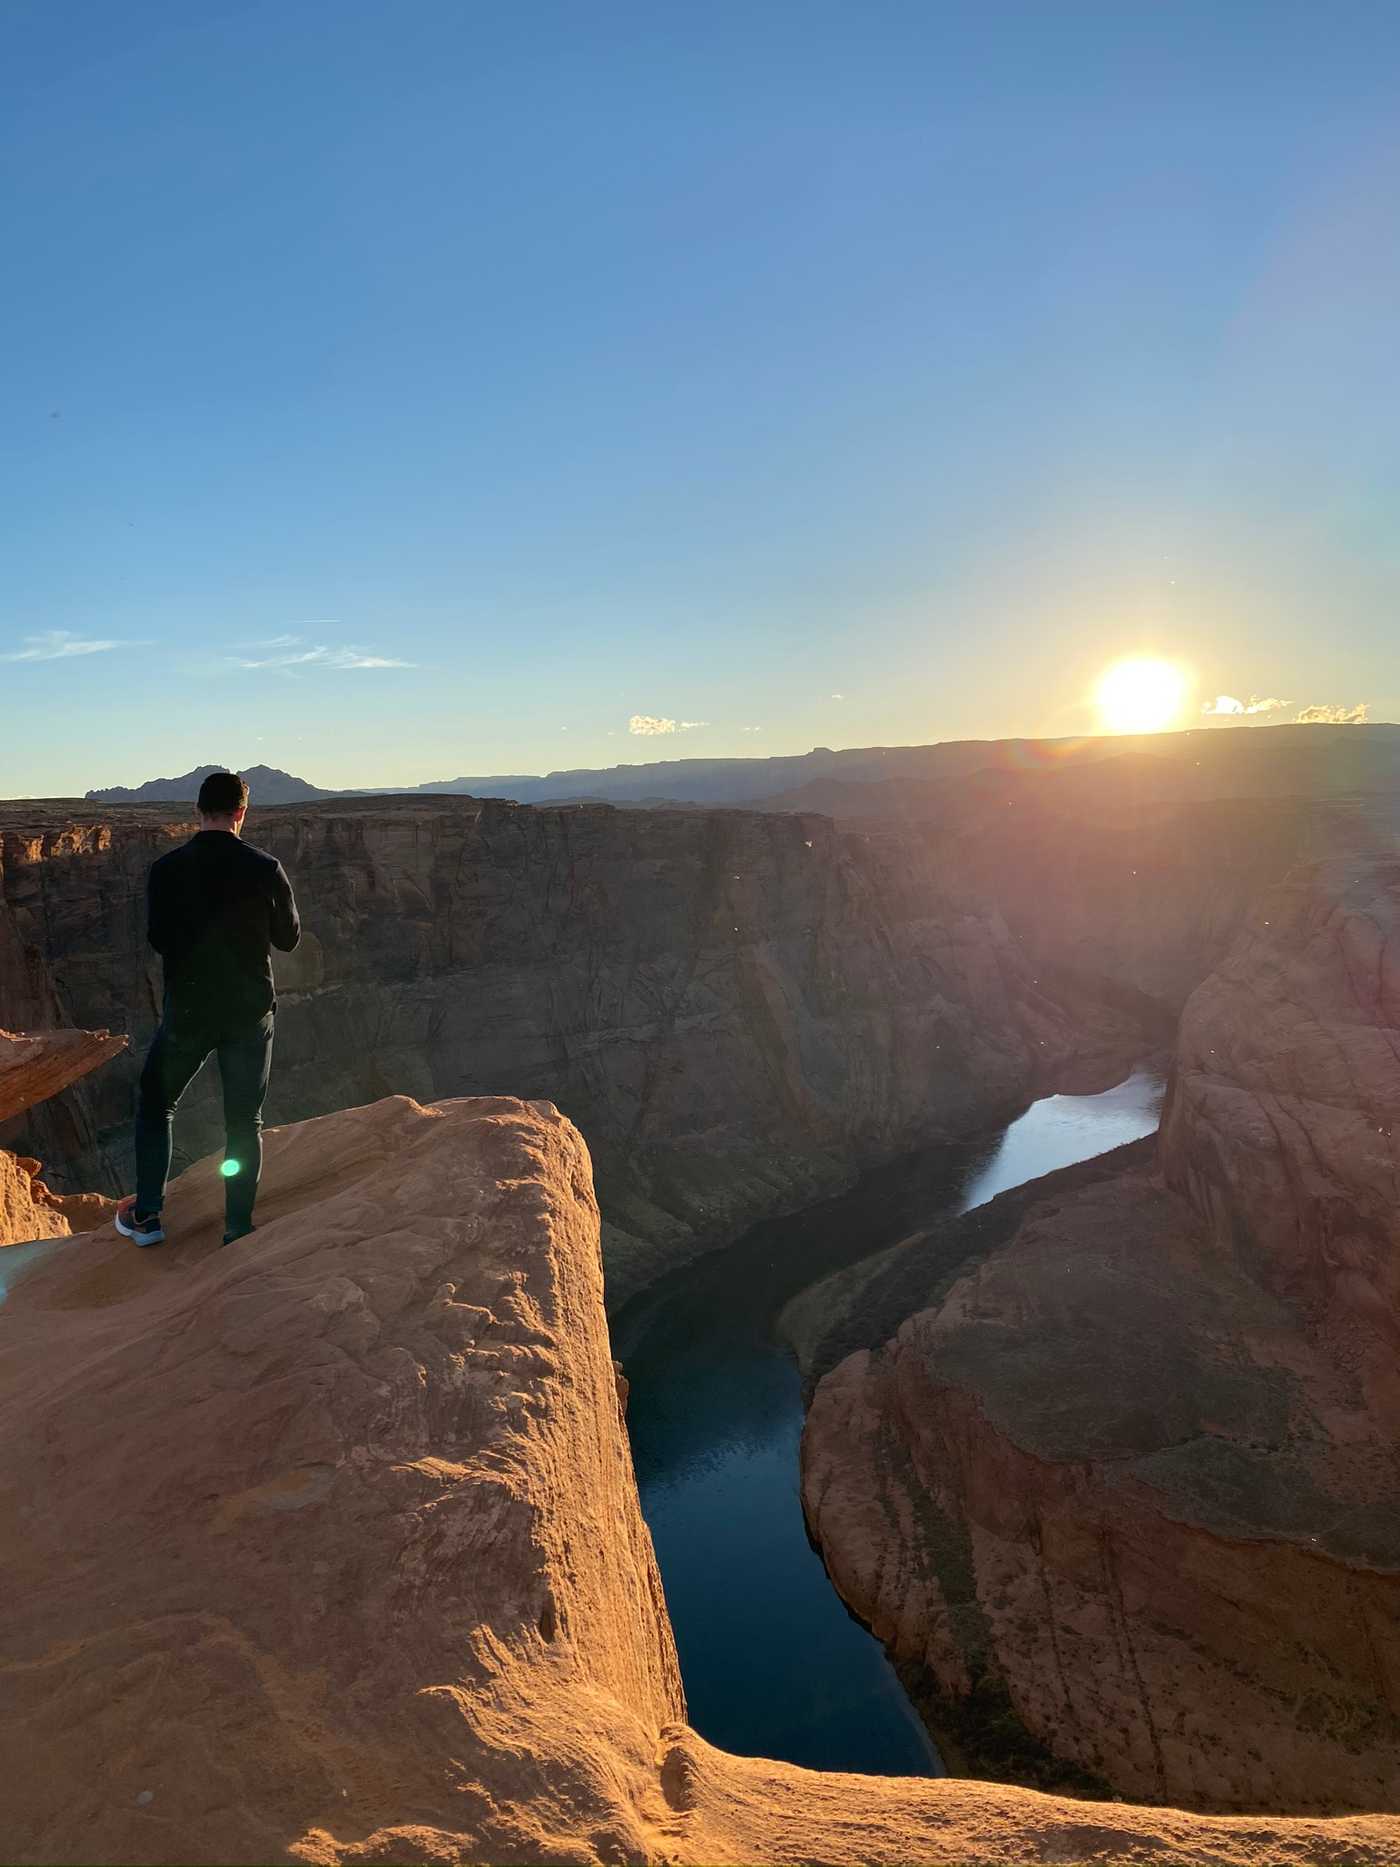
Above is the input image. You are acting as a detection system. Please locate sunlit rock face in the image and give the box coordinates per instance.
[0,1095,686,1864]
[0,797,1136,1301]
[4,1091,1396,1867]
[0,1027,127,1125]
[0,1026,125,1245]
[802,853,1400,1814]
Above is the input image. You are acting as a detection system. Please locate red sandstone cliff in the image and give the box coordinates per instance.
[2,1092,1394,1865]
[802,852,1400,1813]
[0,1025,125,1245]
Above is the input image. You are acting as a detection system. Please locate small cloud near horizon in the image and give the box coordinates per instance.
[831,692,845,700]
[1296,702,1369,724]
[1201,693,1368,727]
[628,715,708,736]
[2,629,146,661]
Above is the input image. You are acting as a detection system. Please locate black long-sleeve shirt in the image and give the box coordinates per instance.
[147,831,301,1032]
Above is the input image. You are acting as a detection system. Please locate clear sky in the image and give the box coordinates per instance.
[3,0,1397,795]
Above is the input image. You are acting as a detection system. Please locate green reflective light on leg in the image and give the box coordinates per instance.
[220,1158,241,1178]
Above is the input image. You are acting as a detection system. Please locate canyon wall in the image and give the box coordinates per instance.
[0,796,1135,1302]
[1160,852,1400,1408]
[769,745,1400,1021]
[3,1090,1394,1866]
[802,850,1400,1812]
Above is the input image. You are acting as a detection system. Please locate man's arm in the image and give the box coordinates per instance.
[146,860,172,955]
[270,863,301,952]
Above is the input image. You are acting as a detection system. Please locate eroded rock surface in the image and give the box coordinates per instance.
[0,796,1137,1302]
[803,854,1400,1814]
[2,1093,1394,1865]
[0,1026,125,1244]
[1161,855,1400,1412]
[0,1026,127,1125]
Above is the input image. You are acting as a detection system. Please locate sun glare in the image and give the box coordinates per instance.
[1095,657,1188,735]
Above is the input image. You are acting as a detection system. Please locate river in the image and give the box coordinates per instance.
[608,1066,1165,1776]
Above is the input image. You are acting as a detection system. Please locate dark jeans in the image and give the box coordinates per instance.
[135,1010,274,1230]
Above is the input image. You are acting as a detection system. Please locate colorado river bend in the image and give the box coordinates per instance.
[610,1067,1165,1776]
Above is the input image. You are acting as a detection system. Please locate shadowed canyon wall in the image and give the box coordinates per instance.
[0,796,1138,1301]
[801,849,1400,1812]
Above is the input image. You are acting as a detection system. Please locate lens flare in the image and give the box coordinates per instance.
[1095,658,1189,734]
[220,1158,241,1178]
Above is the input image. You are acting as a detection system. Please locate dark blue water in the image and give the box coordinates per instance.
[611,1068,1164,1775]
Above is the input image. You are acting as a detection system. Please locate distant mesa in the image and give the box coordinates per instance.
[77,720,1400,815]
[84,763,337,806]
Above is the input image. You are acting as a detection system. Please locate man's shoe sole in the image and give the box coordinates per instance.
[114,1211,165,1246]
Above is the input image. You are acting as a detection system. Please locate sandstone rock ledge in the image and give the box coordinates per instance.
[2,1094,1396,1866]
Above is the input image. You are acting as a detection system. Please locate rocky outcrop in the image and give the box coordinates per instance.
[0,796,1138,1303]
[0,1026,127,1124]
[802,853,1400,1813]
[0,1149,116,1244]
[1161,855,1400,1409]
[0,1026,125,1245]
[3,1092,1394,1866]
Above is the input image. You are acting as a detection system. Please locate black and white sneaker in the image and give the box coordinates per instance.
[114,1197,165,1247]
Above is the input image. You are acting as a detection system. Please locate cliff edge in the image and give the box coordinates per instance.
[3,1093,1397,1864]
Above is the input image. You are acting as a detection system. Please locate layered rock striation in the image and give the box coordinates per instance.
[3,1092,1395,1865]
[802,852,1400,1813]
[0,796,1136,1302]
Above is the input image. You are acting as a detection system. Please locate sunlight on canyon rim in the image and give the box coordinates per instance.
[1095,656,1192,734]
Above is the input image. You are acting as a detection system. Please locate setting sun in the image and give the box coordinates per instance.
[1095,657,1189,735]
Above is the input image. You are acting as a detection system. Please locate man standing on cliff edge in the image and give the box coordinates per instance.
[115,769,301,1249]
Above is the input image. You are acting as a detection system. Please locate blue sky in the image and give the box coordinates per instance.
[3,0,1397,794]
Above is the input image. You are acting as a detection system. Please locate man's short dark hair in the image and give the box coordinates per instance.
[197,770,250,816]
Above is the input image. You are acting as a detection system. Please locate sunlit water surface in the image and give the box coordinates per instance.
[611,1067,1165,1775]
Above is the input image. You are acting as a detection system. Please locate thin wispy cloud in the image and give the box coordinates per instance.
[1297,702,1368,724]
[2,629,142,662]
[231,642,414,671]
[831,692,845,700]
